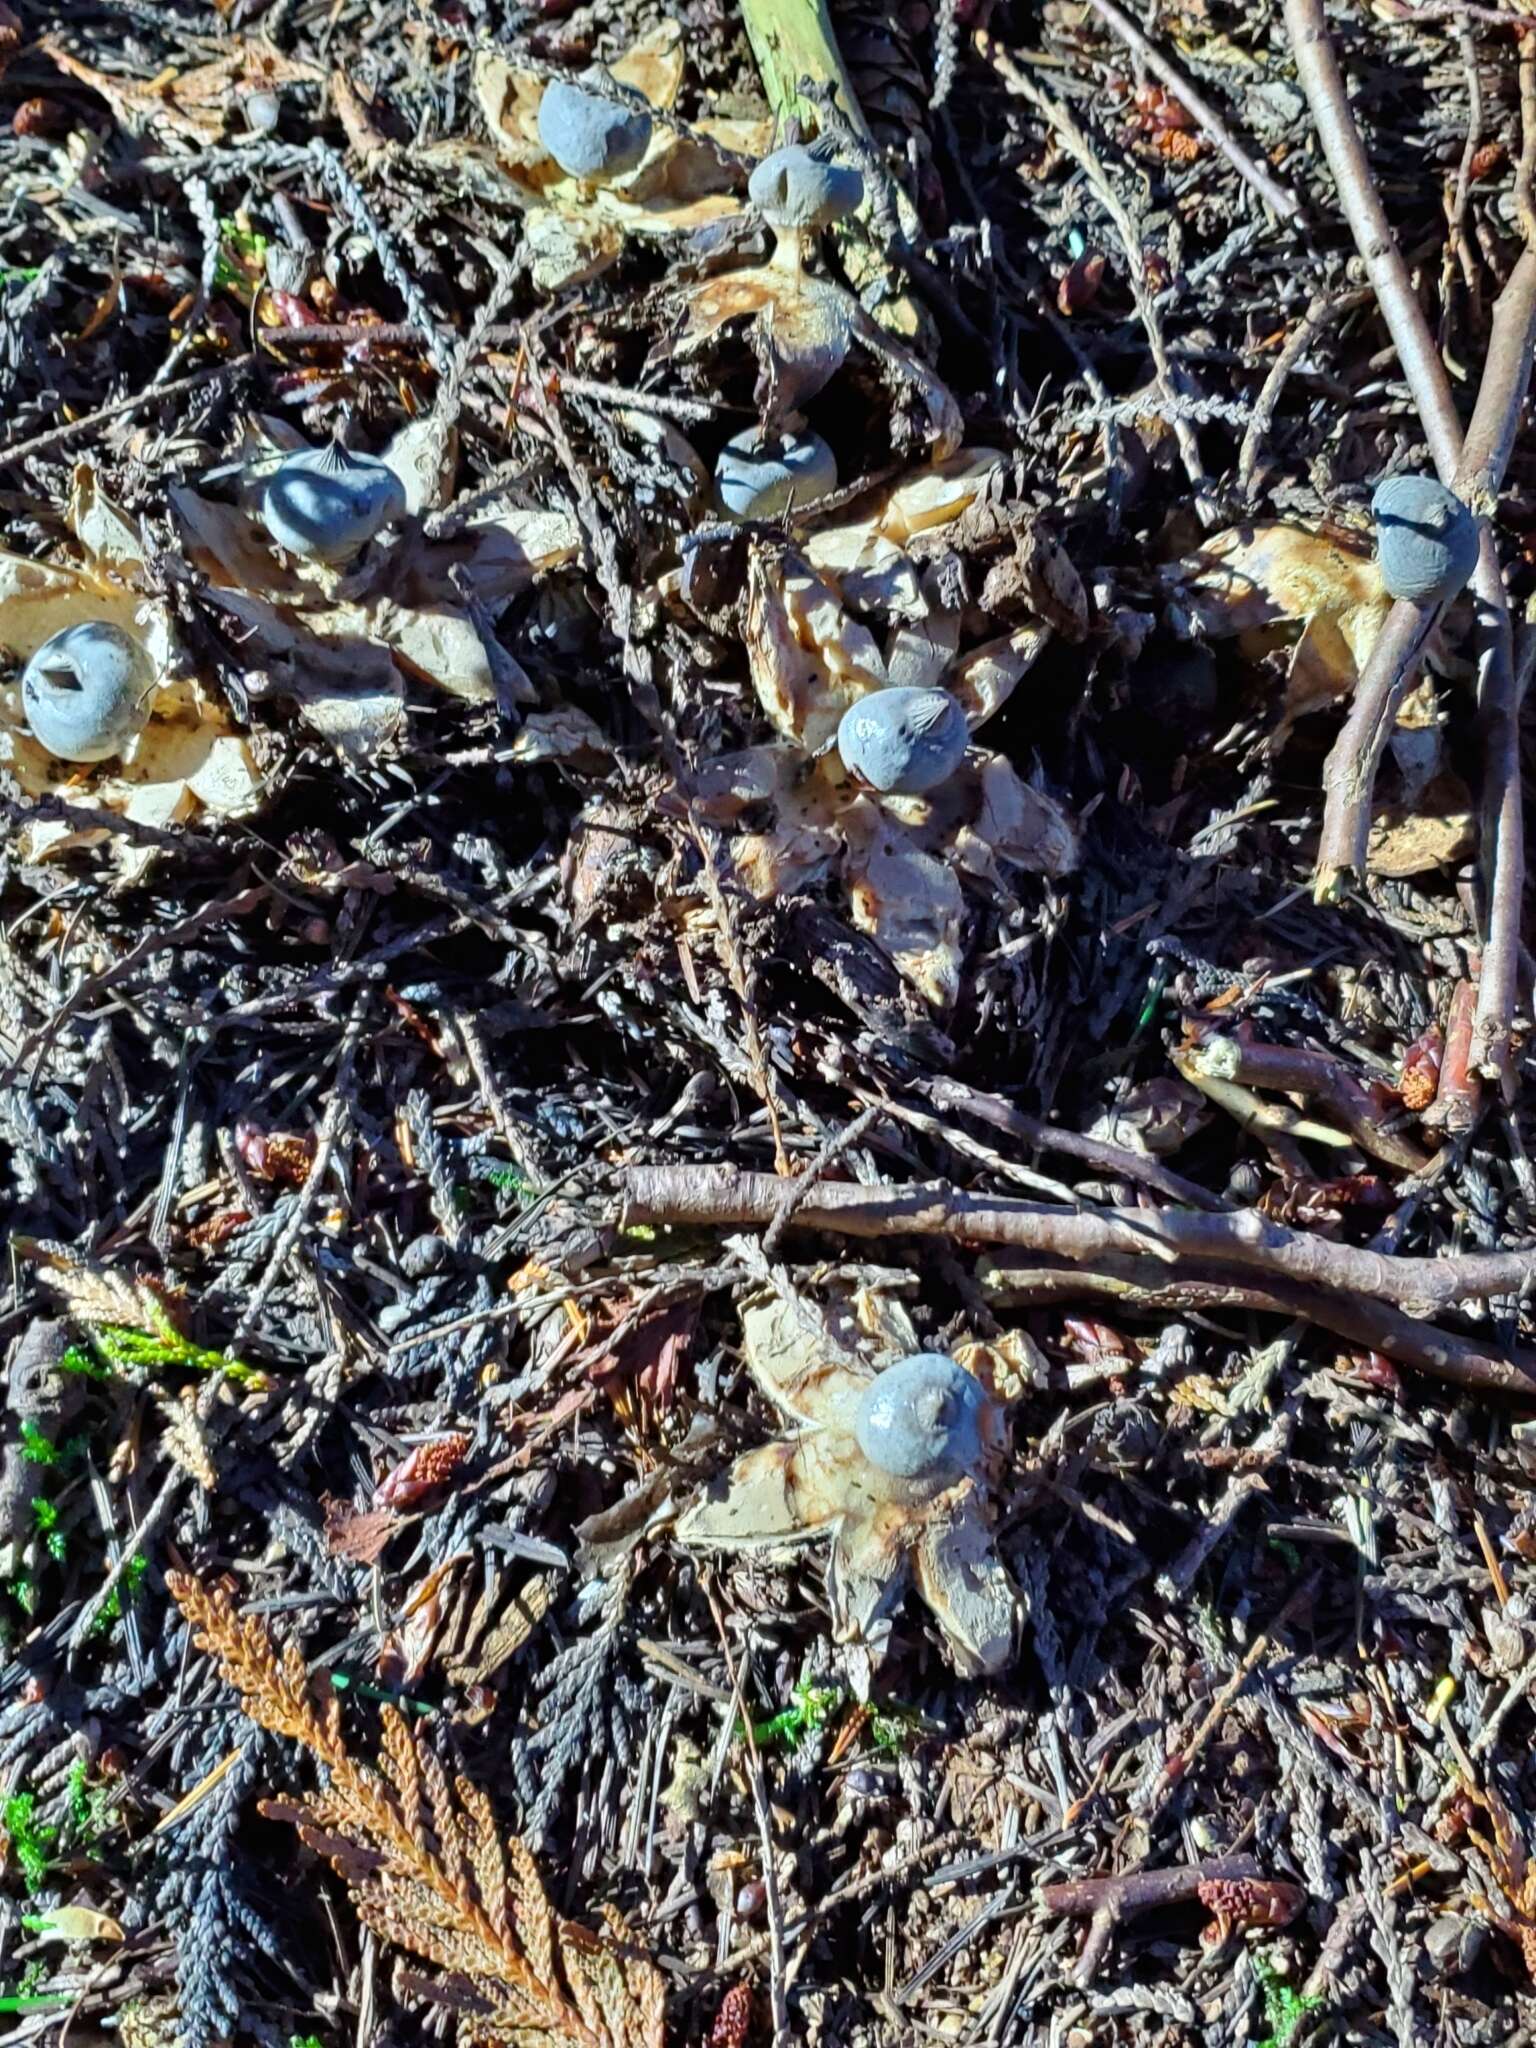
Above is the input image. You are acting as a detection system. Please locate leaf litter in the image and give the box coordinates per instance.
[2,1,1536,2045]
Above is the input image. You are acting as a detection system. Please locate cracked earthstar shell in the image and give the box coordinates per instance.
[20,621,155,763]
[676,1299,1019,1679]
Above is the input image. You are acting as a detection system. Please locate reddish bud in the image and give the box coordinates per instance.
[709,1984,755,2048]
[373,1433,471,1510]
[1057,252,1106,316]
[13,98,67,138]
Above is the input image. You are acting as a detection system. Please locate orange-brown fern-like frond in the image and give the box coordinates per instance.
[166,1572,666,2048]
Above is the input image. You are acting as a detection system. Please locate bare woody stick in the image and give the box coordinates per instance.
[1463,249,1536,1084]
[1081,0,1302,221]
[1282,0,1462,473]
[1286,0,1536,1092]
[619,1165,1536,1314]
[1039,1855,1261,1988]
[979,1253,1536,1396]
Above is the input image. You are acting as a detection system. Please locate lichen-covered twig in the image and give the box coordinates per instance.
[1178,1032,1429,1173]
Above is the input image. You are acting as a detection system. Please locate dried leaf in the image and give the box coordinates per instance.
[155,1387,218,1491]
[842,801,966,1008]
[40,34,321,144]
[1367,773,1476,876]
[744,548,885,748]
[168,1573,666,2046]
[323,1496,399,1565]
[28,1906,125,1943]
[1160,521,1392,723]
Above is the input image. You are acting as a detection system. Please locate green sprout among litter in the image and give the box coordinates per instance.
[291,2033,326,2048]
[214,219,270,297]
[0,1960,64,2016]
[746,1677,841,1751]
[2,1765,116,1895]
[57,1344,114,1384]
[66,1758,117,1847]
[89,1553,149,1639]
[2,1792,58,1893]
[31,1497,66,1564]
[68,1300,266,1390]
[1253,1952,1325,2048]
[478,1162,535,1203]
[741,1677,926,1754]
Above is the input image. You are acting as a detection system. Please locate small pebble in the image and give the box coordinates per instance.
[734,1880,767,1919]
[400,1234,450,1280]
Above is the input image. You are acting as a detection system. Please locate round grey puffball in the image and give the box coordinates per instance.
[748,145,864,231]
[537,76,653,180]
[837,686,969,794]
[855,1353,986,1482]
[715,429,837,518]
[20,622,154,763]
[1371,474,1479,605]
[260,442,407,564]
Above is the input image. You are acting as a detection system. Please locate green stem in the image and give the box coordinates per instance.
[738,0,870,137]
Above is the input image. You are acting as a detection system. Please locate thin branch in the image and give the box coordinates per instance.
[0,352,253,469]
[1281,0,1462,474]
[981,1253,1536,1395]
[1080,0,1303,220]
[1285,0,1536,1085]
[979,32,1214,517]
[619,1166,1536,1315]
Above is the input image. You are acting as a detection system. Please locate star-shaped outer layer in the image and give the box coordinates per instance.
[676,1293,1022,1684]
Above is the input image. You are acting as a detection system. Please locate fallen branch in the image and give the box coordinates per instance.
[1178,1032,1429,1172]
[1039,1854,1264,1986]
[619,1167,1536,1315]
[1040,1854,1261,1920]
[1282,0,1461,473]
[979,1253,1536,1396]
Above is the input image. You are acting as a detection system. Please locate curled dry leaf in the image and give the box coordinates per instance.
[173,457,577,753]
[472,22,759,274]
[746,546,887,748]
[0,518,263,871]
[1366,772,1476,877]
[841,799,967,1009]
[807,449,1007,576]
[40,32,321,145]
[1159,521,1392,727]
[690,745,845,898]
